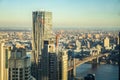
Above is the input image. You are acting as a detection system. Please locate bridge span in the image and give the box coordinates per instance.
[68,53,109,71]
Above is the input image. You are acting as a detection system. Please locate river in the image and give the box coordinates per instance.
[76,64,119,80]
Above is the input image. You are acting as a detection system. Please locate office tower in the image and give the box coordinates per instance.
[115,36,119,45]
[75,40,81,50]
[95,34,100,39]
[0,42,11,80]
[32,11,52,63]
[96,44,102,53]
[59,50,68,80]
[87,34,92,39]
[87,41,90,49]
[9,48,31,80]
[41,40,58,80]
[104,37,110,48]
[32,11,52,79]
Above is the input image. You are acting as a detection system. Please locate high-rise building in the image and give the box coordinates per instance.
[95,34,100,39]
[87,34,92,38]
[9,48,31,80]
[0,41,11,80]
[104,37,110,48]
[59,50,68,80]
[32,11,52,63]
[115,36,119,45]
[41,40,58,80]
[32,11,52,79]
[75,40,81,50]
[87,41,90,49]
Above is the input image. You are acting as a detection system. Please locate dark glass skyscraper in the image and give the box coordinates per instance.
[42,40,58,80]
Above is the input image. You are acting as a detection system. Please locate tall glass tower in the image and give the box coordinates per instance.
[32,11,52,80]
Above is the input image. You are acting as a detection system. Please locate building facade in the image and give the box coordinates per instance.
[59,50,68,80]
[41,40,58,80]
[32,11,52,80]
[0,41,11,80]
[9,48,31,80]
[32,11,52,63]
[104,37,110,48]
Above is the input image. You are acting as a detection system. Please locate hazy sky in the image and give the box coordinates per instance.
[0,0,120,28]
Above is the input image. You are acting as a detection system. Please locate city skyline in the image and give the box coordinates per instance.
[0,0,120,29]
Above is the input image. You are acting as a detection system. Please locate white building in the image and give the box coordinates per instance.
[104,37,110,49]
[0,41,11,80]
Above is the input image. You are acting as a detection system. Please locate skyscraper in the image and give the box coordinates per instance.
[115,36,119,45]
[32,11,52,64]
[75,40,81,50]
[104,37,110,48]
[0,41,11,80]
[9,47,31,80]
[59,50,68,80]
[41,40,58,80]
[32,11,52,79]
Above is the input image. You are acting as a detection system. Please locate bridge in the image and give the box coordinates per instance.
[67,53,109,78]
[68,53,109,71]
